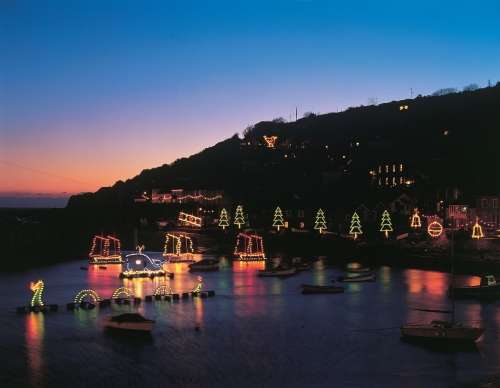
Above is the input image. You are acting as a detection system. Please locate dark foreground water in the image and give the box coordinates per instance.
[1,252,500,388]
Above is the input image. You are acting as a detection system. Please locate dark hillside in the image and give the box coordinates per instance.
[67,84,500,211]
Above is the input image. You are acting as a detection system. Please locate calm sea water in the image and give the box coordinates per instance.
[1,252,500,388]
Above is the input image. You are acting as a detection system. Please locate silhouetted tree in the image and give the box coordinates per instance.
[271,117,286,123]
[462,83,479,92]
[432,87,457,96]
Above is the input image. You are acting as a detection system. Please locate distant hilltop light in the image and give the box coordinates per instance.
[444,131,449,135]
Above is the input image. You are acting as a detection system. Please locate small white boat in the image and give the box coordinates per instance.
[337,273,376,282]
[258,264,297,277]
[188,258,220,270]
[347,267,369,273]
[102,313,155,332]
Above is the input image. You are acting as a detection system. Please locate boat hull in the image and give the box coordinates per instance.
[400,322,484,341]
[189,259,220,270]
[301,284,344,294]
[103,314,155,332]
[337,274,376,282]
[258,268,297,276]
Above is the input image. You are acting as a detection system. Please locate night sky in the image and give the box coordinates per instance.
[1,0,499,204]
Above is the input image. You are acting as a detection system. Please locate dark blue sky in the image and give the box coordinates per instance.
[1,0,499,200]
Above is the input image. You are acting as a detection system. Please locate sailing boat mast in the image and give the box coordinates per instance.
[451,216,455,323]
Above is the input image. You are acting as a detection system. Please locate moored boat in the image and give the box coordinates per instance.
[188,258,220,270]
[447,273,500,298]
[337,273,376,282]
[301,284,344,294]
[347,267,369,273]
[258,264,297,277]
[102,313,155,332]
[400,221,485,342]
[400,319,484,341]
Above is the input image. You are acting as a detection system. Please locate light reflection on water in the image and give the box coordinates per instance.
[1,255,500,387]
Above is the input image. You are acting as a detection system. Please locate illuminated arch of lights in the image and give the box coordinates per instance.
[30,280,44,307]
[263,135,278,148]
[111,287,134,299]
[428,221,443,237]
[154,285,173,296]
[74,289,101,303]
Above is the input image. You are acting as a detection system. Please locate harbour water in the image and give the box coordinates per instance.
[1,252,500,388]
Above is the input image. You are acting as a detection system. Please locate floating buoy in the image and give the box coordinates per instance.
[165,296,171,302]
[182,293,189,299]
[49,304,58,312]
[192,292,198,297]
[88,303,95,309]
[66,303,75,310]
[155,295,161,301]
[173,294,179,300]
[169,273,174,279]
[200,293,207,298]
[145,296,153,302]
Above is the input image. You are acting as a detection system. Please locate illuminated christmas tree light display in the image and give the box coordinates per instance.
[273,207,285,231]
[234,232,266,261]
[411,208,421,228]
[380,210,393,238]
[234,206,245,229]
[163,234,194,262]
[314,209,327,233]
[193,276,202,293]
[74,289,101,304]
[350,212,362,240]
[428,221,443,237]
[472,217,484,239]
[111,287,134,299]
[89,234,122,264]
[30,280,44,307]
[263,135,278,147]
[219,208,229,229]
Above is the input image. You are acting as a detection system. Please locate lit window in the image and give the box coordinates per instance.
[378,166,381,173]
[385,178,388,185]
[400,164,403,172]
[392,165,395,172]
[378,178,382,185]
[385,165,388,172]
[399,177,403,184]
[300,222,305,228]
[284,221,289,228]
[392,177,396,185]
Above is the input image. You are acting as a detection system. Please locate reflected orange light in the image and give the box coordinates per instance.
[26,313,44,384]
